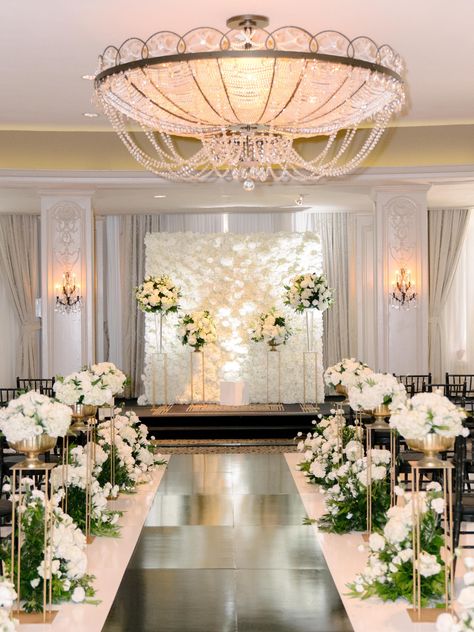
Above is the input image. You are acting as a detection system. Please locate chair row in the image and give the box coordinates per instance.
[0,377,56,405]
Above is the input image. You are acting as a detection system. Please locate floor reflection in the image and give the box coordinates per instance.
[103,453,352,631]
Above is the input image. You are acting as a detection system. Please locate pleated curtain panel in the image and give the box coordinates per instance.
[0,214,40,377]
[428,208,471,381]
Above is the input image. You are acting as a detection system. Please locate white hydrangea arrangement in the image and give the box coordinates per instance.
[0,391,72,444]
[284,272,334,313]
[296,413,363,486]
[324,358,373,390]
[178,310,217,350]
[2,481,96,613]
[89,362,127,397]
[437,557,474,632]
[0,578,17,632]
[348,372,407,412]
[318,449,391,534]
[135,274,181,314]
[51,444,121,537]
[54,370,113,407]
[250,307,292,347]
[348,483,447,606]
[390,392,468,441]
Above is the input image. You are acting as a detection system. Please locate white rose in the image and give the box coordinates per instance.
[71,585,86,603]
[368,533,385,552]
[458,585,474,609]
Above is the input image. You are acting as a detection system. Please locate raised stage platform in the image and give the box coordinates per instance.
[124,400,344,442]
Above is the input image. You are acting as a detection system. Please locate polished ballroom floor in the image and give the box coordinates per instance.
[103,454,352,632]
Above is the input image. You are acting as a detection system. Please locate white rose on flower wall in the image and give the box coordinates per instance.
[141,231,325,404]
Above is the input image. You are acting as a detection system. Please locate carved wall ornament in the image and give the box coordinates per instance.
[385,196,418,266]
[51,201,82,269]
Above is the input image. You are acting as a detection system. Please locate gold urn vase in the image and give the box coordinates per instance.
[8,434,57,469]
[70,404,98,433]
[406,435,454,468]
[366,403,391,430]
[335,384,348,397]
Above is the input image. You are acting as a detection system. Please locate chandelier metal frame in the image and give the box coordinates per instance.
[95,15,405,186]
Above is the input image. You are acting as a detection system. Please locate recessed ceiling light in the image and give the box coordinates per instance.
[82,74,95,81]
[153,194,166,198]
[83,112,99,118]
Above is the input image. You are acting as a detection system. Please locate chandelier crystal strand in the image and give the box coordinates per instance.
[95,17,405,185]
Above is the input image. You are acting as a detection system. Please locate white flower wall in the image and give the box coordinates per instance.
[141,231,325,404]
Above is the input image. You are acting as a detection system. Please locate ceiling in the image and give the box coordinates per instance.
[1,0,474,212]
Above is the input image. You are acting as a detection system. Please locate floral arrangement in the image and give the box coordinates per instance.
[348,483,446,606]
[89,362,128,397]
[178,310,217,350]
[324,358,373,390]
[51,445,121,537]
[250,307,292,347]
[318,449,391,534]
[97,410,166,492]
[0,391,72,444]
[54,370,113,407]
[284,272,334,313]
[348,372,407,412]
[1,481,96,613]
[437,557,474,631]
[0,578,17,631]
[135,274,181,314]
[296,414,364,487]
[390,392,468,441]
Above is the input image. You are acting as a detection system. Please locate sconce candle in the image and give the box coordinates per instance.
[390,268,417,310]
[55,271,82,314]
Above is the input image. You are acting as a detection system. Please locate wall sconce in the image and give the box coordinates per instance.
[390,268,417,310]
[55,271,82,314]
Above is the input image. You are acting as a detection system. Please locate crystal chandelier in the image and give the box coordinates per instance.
[95,14,405,187]
[390,268,417,311]
[55,272,82,314]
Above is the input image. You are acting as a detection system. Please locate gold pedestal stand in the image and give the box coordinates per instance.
[11,462,58,623]
[84,416,97,544]
[302,351,319,411]
[266,346,281,404]
[151,352,169,411]
[190,349,206,403]
[407,459,454,622]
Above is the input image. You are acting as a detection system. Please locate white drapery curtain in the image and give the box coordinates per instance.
[101,211,351,397]
[441,210,474,375]
[292,212,351,367]
[428,208,471,381]
[0,215,40,377]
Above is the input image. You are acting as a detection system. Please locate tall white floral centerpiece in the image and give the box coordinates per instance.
[54,370,113,422]
[349,372,407,421]
[324,358,373,397]
[284,272,334,352]
[250,307,292,350]
[135,274,181,354]
[390,392,468,467]
[178,310,217,403]
[90,362,127,399]
[0,391,72,467]
[178,310,217,351]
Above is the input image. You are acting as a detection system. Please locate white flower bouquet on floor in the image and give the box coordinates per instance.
[390,392,468,441]
[2,481,96,613]
[90,362,128,397]
[324,358,373,390]
[0,391,72,443]
[296,414,364,487]
[284,272,334,313]
[437,556,474,631]
[348,483,447,606]
[250,307,292,347]
[348,372,407,412]
[318,449,391,534]
[54,370,113,407]
[178,310,217,350]
[135,274,181,314]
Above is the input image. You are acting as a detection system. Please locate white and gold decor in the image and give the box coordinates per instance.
[389,392,468,467]
[348,372,407,427]
[0,392,72,469]
[324,358,373,393]
[142,231,325,404]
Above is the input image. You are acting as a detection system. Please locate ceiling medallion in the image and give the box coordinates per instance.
[95,15,405,187]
